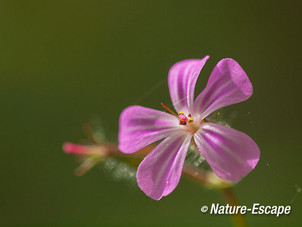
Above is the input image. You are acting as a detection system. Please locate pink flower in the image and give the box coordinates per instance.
[118,56,260,200]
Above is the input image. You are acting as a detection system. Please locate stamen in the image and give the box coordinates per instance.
[179,120,187,125]
[187,114,193,123]
[178,112,188,125]
[161,103,178,117]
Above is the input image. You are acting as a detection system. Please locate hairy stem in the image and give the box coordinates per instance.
[67,142,248,227]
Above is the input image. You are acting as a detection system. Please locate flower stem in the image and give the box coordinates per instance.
[221,187,248,227]
[182,163,248,227]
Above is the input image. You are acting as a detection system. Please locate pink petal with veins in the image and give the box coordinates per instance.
[118,105,179,154]
[194,58,253,119]
[137,131,192,200]
[168,56,209,114]
[194,123,260,182]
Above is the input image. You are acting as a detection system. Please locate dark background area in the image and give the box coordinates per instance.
[0,1,301,226]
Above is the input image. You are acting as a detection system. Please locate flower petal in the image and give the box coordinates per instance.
[194,123,260,182]
[118,105,179,154]
[194,58,253,120]
[137,132,192,200]
[168,56,209,114]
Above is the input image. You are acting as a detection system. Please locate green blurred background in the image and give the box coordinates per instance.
[1,0,301,226]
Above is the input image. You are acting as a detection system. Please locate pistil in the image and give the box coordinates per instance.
[161,103,178,117]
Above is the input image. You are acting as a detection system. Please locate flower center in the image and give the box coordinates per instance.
[177,112,201,134]
[160,103,202,134]
[177,112,193,125]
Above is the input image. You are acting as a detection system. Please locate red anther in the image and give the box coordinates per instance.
[178,113,188,125]
[179,120,187,125]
